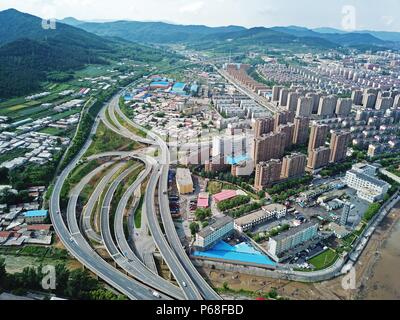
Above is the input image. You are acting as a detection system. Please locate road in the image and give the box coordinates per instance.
[216,66,280,115]
[51,75,221,300]
[112,155,185,300]
[114,100,221,300]
[49,108,162,299]
[81,163,122,244]
[144,161,203,300]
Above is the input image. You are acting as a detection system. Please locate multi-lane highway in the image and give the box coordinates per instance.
[49,113,163,299]
[50,77,221,300]
[114,99,221,300]
[112,156,185,300]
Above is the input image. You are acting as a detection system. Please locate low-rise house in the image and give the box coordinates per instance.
[23,210,48,224]
[234,204,287,232]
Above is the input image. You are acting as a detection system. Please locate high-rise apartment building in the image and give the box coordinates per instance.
[287,92,301,113]
[307,146,331,170]
[351,90,363,106]
[329,131,351,163]
[278,123,295,149]
[253,117,274,138]
[336,98,352,116]
[279,88,290,107]
[272,86,283,102]
[252,132,286,164]
[308,123,329,153]
[318,95,338,117]
[376,96,394,111]
[363,93,377,108]
[293,117,310,146]
[296,96,313,117]
[306,92,321,114]
[281,153,307,179]
[274,111,294,132]
[254,159,282,191]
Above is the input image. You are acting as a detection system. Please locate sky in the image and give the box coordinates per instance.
[1,0,400,32]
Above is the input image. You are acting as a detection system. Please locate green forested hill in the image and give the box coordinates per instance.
[0,38,107,97]
[0,9,112,98]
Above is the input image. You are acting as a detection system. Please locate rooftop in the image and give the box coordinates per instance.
[213,190,237,203]
[263,203,287,212]
[23,210,48,218]
[198,216,233,238]
[176,168,193,186]
[271,221,319,242]
[193,241,276,267]
[235,210,268,227]
[347,170,390,188]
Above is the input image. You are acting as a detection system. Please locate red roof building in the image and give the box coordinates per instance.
[213,190,237,203]
[197,193,210,208]
[27,225,52,231]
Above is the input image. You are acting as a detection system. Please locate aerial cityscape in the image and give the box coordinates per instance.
[1,0,400,307]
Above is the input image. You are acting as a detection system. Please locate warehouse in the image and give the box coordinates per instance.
[23,210,48,224]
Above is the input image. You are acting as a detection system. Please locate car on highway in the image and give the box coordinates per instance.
[182,282,187,288]
[152,291,161,298]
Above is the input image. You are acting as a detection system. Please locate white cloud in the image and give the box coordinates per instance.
[1,0,400,31]
[382,15,394,26]
[179,1,204,14]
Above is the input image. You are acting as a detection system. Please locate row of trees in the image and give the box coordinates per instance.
[228,202,262,218]
[198,169,255,186]
[320,161,353,178]
[266,175,313,195]
[0,259,126,300]
[363,203,382,222]
[217,195,251,212]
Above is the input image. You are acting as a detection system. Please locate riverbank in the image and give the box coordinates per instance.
[356,202,400,300]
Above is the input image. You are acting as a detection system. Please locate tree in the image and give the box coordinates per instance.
[268,288,278,299]
[0,167,9,184]
[55,264,70,296]
[189,222,200,236]
[222,282,229,290]
[66,269,99,300]
[195,208,211,222]
[0,258,6,289]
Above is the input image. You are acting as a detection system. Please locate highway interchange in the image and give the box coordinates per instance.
[49,84,222,300]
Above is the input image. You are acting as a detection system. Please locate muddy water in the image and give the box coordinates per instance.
[362,220,400,300]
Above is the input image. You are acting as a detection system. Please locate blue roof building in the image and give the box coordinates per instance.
[24,210,48,218]
[171,82,187,94]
